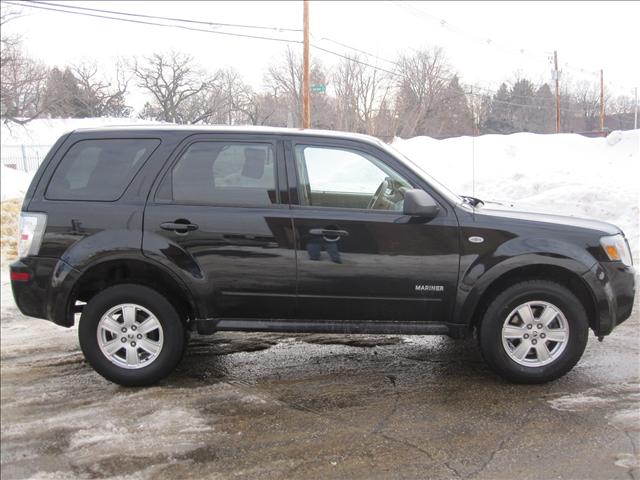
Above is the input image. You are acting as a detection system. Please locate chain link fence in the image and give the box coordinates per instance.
[1,145,52,172]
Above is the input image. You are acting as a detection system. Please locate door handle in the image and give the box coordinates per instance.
[160,221,199,233]
[309,228,349,237]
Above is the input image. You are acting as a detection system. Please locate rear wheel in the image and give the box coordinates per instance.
[79,284,186,386]
[478,280,588,384]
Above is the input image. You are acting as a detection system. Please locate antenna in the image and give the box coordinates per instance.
[471,87,476,220]
[472,131,476,220]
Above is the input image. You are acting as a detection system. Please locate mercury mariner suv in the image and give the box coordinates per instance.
[10,126,636,386]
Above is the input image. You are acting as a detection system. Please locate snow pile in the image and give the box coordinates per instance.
[393,130,640,259]
[1,118,638,260]
[1,165,33,201]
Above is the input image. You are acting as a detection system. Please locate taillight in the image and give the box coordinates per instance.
[10,271,31,282]
[18,212,47,258]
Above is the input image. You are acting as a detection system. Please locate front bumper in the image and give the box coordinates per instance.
[582,261,636,336]
[10,257,80,327]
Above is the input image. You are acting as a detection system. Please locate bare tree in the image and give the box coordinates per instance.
[177,68,258,125]
[131,51,213,123]
[218,68,255,125]
[264,47,333,128]
[72,60,131,117]
[1,48,49,123]
[394,47,451,137]
[265,47,302,127]
[179,82,225,124]
[333,54,392,134]
[0,5,22,60]
[570,80,608,132]
[1,6,49,124]
[606,93,637,130]
[468,88,491,135]
[245,91,285,125]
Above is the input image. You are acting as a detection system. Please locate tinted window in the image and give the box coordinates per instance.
[295,145,412,211]
[46,138,160,201]
[170,142,277,206]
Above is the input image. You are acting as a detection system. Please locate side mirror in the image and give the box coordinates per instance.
[403,189,440,218]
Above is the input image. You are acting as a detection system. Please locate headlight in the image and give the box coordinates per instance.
[600,234,633,267]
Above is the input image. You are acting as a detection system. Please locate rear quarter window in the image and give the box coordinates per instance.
[45,138,160,201]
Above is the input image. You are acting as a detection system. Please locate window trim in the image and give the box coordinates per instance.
[289,203,410,216]
[154,138,282,209]
[43,137,162,202]
[287,140,449,215]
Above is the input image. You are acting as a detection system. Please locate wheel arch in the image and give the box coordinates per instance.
[69,258,199,328]
[464,263,598,333]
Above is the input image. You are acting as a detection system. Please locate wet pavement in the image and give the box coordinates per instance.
[1,273,639,480]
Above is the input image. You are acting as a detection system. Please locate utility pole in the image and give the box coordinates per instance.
[599,69,605,135]
[554,51,561,133]
[302,0,311,129]
[635,87,638,130]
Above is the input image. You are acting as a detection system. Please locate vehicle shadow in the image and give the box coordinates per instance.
[170,331,504,390]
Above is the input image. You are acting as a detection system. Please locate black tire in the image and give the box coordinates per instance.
[478,280,588,384]
[79,284,186,386]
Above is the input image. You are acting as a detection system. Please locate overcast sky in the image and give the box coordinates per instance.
[4,0,638,111]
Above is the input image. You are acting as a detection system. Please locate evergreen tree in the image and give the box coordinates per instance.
[42,67,87,117]
[429,75,472,137]
[510,78,535,132]
[484,83,514,133]
[532,84,555,133]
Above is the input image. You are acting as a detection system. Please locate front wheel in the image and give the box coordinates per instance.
[478,280,588,384]
[79,284,186,386]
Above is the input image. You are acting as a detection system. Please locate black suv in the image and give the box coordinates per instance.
[10,126,635,386]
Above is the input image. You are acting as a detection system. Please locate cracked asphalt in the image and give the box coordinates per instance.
[1,272,639,480]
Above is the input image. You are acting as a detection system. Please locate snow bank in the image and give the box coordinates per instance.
[1,118,638,261]
[1,117,165,146]
[1,166,33,201]
[393,130,640,259]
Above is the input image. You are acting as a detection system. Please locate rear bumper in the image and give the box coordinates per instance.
[582,261,636,336]
[10,257,80,327]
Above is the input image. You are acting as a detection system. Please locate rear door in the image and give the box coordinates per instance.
[142,134,296,319]
[286,137,459,323]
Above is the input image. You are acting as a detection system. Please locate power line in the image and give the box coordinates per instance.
[30,0,303,32]
[5,1,303,44]
[11,1,633,102]
[313,40,597,112]
[404,0,599,77]
[311,35,569,103]
[313,36,399,68]
[4,0,608,115]
[311,44,401,78]
[392,0,602,79]
[392,1,546,62]
[11,0,403,78]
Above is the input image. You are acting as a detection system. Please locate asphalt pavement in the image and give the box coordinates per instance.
[1,275,638,480]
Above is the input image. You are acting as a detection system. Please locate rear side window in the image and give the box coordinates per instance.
[46,138,160,201]
[166,141,277,206]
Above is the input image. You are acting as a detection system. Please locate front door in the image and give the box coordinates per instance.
[286,139,459,323]
[143,136,296,319]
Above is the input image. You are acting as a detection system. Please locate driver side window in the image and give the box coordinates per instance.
[294,145,412,211]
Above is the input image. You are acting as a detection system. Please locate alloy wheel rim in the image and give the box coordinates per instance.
[501,300,569,367]
[97,303,164,369]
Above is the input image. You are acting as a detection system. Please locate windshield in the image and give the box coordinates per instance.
[381,142,463,206]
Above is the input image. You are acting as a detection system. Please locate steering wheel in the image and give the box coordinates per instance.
[367,177,390,210]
